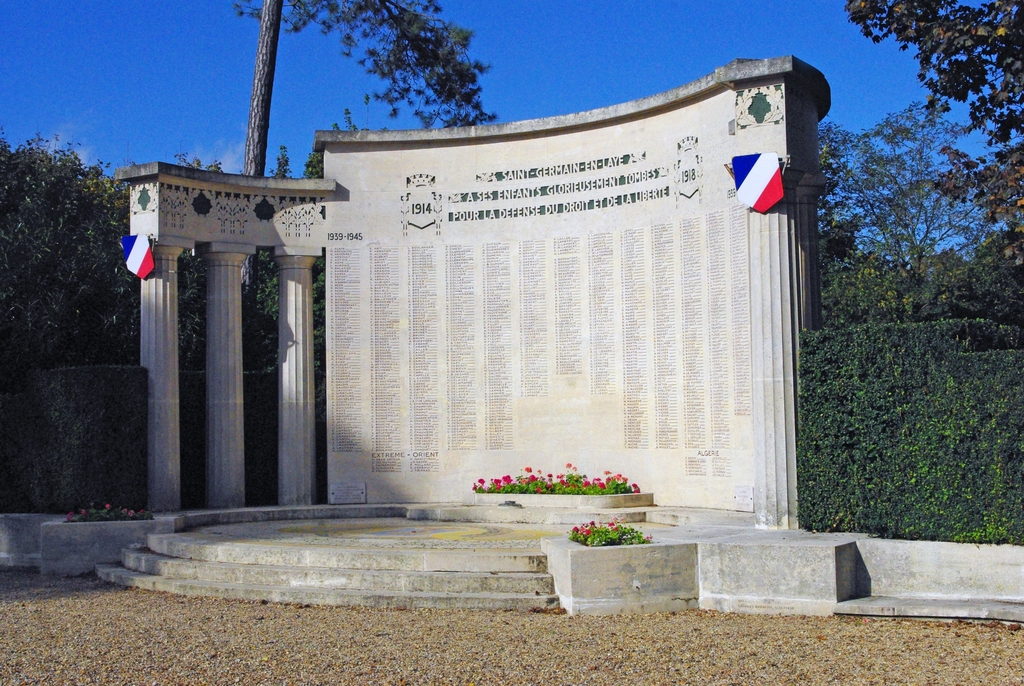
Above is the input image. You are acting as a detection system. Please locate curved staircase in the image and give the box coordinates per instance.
[96,518,561,611]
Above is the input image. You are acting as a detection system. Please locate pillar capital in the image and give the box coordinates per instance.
[197,243,256,265]
[273,254,319,270]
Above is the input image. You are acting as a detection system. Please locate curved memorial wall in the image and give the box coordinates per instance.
[317,56,829,517]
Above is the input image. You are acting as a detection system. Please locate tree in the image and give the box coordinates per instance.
[816,106,1024,328]
[237,0,496,176]
[828,105,990,274]
[846,1,1024,230]
[0,135,137,393]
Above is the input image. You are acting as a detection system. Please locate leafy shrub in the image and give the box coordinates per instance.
[798,320,1024,543]
[0,366,147,513]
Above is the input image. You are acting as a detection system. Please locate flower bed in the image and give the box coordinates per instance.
[569,519,651,547]
[66,503,154,523]
[472,463,640,496]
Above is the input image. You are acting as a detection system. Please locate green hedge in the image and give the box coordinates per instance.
[0,366,148,513]
[798,320,1024,544]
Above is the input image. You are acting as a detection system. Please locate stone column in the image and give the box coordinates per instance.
[792,176,825,331]
[200,244,255,509]
[748,172,803,529]
[274,249,320,506]
[140,242,185,512]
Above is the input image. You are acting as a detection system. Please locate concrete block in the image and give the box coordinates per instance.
[698,533,862,615]
[0,514,63,568]
[541,537,698,615]
[40,518,175,576]
[474,493,654,509]
[856,538,1024,601]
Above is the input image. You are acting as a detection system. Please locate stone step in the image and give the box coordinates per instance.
[835,596,1024,623]
[96,564,560,611]
[122,548,555,595]
[147,534,548,573]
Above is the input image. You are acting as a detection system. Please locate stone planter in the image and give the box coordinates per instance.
[0,514,64,568]
[474,492,654,509]
[541,537,698,615]
[40,518,175,576]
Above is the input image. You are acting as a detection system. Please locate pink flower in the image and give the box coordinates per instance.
[599,483,606,489]
[80,509,86,515]
[565,462,573,469]
[632,484,640,493]
[502,475,512,484]
[66,512,73,522]
[128,510,135,517]
[104,503,111,509]
[536,487,543,493]
[478,478,485,485]
[583,480,590,487]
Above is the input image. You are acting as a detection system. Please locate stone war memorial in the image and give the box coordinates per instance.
[11,54,1018,620]
[117,56,826,528]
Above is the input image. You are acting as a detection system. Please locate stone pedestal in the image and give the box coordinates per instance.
[200,245,254,509]
[274,249,320,506]
[140,243,185,512]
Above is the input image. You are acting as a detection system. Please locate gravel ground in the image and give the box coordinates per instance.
[1,568,1023,685]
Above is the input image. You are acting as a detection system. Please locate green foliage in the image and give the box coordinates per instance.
[798,320,1024,543]
[845,1,1023,233]
[0,366,148,514]
[0,135,138,394]
[569,520,652,547]
[236,0,496,127]
[270,145,292,178]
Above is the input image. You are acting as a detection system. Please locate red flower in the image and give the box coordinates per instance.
[478,478,485,485]
[536,487,543,493]
[502,475,512,484]
[603,471,612,476]
[524,466,532,473]
[566,462,573,469]
[632,484,640,493]
[599,483,606,489]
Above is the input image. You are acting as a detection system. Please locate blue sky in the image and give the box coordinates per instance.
[0,1,930,174]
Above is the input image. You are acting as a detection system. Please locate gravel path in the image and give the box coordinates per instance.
[2,568,1022,685]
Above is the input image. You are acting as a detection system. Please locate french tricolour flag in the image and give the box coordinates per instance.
[732,152,784,213]
[121,235,154,279]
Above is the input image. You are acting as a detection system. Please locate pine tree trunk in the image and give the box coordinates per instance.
[242,0,283,289]
[244,0,283,177]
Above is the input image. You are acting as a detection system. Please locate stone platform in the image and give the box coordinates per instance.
[97,518,571,611]
[85,504,1024,621]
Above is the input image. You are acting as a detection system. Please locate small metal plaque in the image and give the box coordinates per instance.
[733,485,754,512]
[329,481,367,505]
